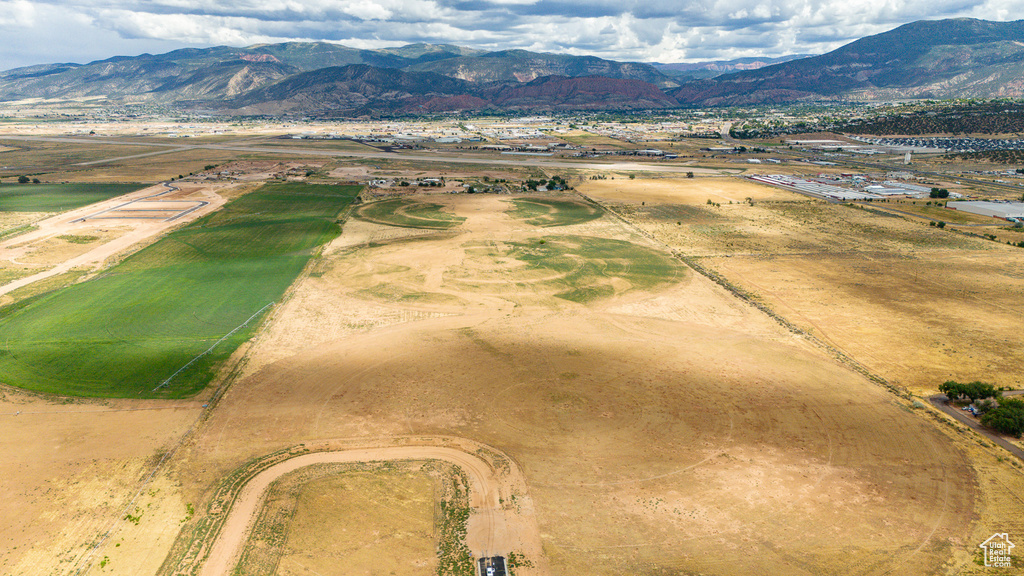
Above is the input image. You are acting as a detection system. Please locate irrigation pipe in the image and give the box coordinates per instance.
[152,301,274,392]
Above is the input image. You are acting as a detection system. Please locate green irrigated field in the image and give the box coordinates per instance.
[352,198,465,229]
[0,182,359,398]
[0,183,142,212]
[509,197,604,227]
[452,235,682,303]
[511,236,681,302]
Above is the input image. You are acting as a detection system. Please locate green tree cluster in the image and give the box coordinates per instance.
[939,380,998,402]
[981,397,1024,438]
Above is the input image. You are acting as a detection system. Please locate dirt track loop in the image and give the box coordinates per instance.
[199,445,545,576]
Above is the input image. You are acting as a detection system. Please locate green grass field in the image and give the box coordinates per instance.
[508,235,682,302]
[353,198,465,229]
[0,182,359,398]
[0,183,142,212]
[509,198,604,227]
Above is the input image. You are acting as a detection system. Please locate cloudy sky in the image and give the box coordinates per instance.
[0,0,1018,70]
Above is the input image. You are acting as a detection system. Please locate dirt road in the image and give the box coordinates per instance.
[929,393,1024,462]
[198,445,546,576]
[0,183,226,297]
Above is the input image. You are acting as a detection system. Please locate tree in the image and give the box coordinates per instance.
[940,380,998,402]
[964,381,998,402]
[980,398,1024,438]
[939,380,965,401]
[17,175,29,184]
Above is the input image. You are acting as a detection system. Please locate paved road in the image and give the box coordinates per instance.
[779,146,1024,195]
[928,393,1024,462]
[850,202,1013,227]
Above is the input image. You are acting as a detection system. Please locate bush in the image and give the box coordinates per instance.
[981,400,1024,438]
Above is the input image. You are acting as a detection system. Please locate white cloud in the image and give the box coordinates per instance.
[0,0,36,26]
[0,0,1017,71]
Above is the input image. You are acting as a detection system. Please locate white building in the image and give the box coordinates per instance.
[946,201,1024,221]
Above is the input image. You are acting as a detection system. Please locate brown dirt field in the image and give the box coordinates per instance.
[580,176,802,205]
[0,211,45,234]
[40,148,251,183]
[149,191,984,576]
[0,182,230,298]
[0,386,202,576]
[607,181,1024,393]
[255,465,437,576]
[2,226,129,267]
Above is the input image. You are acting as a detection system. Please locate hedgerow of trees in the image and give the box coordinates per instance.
[939,380,998,402]
[981,397,1024,438]
[939,380,1024,438]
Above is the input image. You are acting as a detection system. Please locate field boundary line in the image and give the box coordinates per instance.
[152,302,275,393]
[576,192,906,398]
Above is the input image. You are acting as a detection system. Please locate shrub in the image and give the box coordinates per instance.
[981,400,1024,438]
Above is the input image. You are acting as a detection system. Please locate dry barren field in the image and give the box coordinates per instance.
[2,177,1021,576]
[142,191,994,576]
[582,177,1024,395]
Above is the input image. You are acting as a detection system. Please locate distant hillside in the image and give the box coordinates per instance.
[654,55,812,80]
[228,64,481,115]
[3,19,1024,114]
[0,41,675,107]
[839,102,1024,135]
[226,66,675,115]
[672,18,1024,105]
[484,75,677,110]
[406,50,677,88]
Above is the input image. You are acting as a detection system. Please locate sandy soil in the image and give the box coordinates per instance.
[200,443,544,576]
[0,386,202,576]
[0,211,45,233]
[0,182,229,298]
[580,176,802,205]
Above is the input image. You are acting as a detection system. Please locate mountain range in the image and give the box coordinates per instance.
[1,18,1023,115]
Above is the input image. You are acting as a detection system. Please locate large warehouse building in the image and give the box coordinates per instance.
[946,201,1024,221]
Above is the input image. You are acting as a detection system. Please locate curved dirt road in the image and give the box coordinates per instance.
[199,445,545,576]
